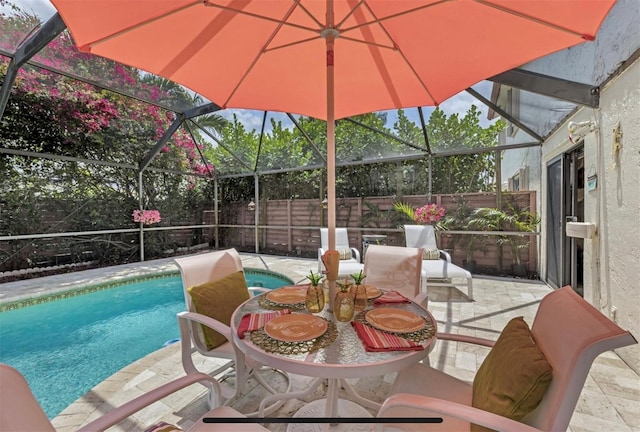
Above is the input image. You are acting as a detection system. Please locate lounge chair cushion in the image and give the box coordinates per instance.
[471,317,552,432]
[337,248,353,260]
[188,270,250,350]
[423,248,440,260]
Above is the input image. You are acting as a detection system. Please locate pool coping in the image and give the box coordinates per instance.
[0,270,181,312]
[0,266,295,312]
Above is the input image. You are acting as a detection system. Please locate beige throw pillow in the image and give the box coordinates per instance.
[337,248,353,260]
[423,248,441,260]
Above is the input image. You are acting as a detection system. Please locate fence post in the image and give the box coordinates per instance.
[287,199,292,251]
[138,171,144,262]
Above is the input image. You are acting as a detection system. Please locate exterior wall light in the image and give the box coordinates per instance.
[248,200,256,211]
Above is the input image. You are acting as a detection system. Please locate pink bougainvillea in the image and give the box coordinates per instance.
[1,7,215,179]
[414,203,446,225]
[132,209,161,225]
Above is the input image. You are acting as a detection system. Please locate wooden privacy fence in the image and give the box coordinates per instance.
[218,191,538,276]
[0,192,537,278]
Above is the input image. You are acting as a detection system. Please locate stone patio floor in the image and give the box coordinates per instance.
[1,253,638,431]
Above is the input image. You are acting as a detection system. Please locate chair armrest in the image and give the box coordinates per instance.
[77,372,221,432]
[176,312,239,380]
[438,249,452,263]
[350,247,361,263]
[377,394,542,432]
[177,311,231,339]
[436,332,495,348]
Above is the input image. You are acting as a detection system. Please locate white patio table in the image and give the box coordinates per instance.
[230,290,437,430]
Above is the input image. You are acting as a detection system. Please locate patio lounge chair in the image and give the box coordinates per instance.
[318,227,364,279]
[174,248,291,417]
[404,224,473,300]
[377,286,637,431]
[0,362,268,431]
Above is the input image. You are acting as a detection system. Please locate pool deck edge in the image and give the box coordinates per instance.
[0,253,314,309]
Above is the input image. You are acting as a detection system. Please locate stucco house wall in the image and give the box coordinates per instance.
[496,0,640,373]
[540,56,640,374]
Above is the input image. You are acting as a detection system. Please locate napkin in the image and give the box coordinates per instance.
[373,290,410,305]
[237,309,291,338]
[351,321,424,352]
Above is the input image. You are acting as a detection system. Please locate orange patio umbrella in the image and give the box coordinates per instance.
[50,0,615,291]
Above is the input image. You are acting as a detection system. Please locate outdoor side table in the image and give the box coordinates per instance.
[362,234,387,259]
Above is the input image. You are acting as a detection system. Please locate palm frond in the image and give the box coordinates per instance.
[393,202,415,220]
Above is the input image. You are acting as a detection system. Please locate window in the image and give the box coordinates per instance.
[506,88,520,137]
[508,166,529,191]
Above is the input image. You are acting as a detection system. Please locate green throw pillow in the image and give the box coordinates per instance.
[471,317,552,432]
[337,248,353,260]
[423,248,441,260]
[187,270,250,350]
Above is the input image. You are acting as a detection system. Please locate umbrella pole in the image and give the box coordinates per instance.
[325,30,338,313]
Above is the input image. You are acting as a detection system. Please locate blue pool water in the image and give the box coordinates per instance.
[0,269,293,418]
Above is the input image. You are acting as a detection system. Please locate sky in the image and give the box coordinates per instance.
[213,83,495,134]
[10,0,55,18]
[8,0,497,132]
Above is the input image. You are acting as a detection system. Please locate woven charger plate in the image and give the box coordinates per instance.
[266,285,307,305]
[365,308,425,333]
[364,285,381,299]
[264,314,328,342]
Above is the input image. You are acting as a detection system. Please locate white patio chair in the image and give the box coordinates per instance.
[404,224,473,300]
[363,244,427,309]
[174,248,290,417]
[318,227,364,279]
[0,363,267,432]
[377,286,637,431]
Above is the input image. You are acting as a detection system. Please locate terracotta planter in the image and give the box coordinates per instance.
[463,259,477,273]
[511,263,527,277]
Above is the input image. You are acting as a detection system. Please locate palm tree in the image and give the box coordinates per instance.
[140,75,193,107]
[140,76,228,133]
[188,93,228,137]
[469,202,540,270]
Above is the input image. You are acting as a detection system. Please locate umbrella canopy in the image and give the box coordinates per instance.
[50,0,615,258]
[50,0,615,120]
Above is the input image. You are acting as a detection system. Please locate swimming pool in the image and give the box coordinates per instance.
[0,268,293,419]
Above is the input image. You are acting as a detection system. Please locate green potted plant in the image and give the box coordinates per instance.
[393,201,446,228]
[503,203,540,277]
[440,196,482,272]
[361,201,408,229]
[469,199,540,277]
